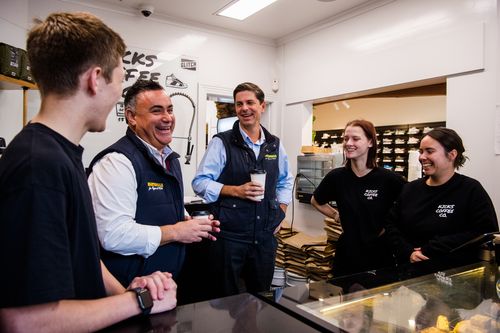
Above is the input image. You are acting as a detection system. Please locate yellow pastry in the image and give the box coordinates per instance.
[436,315,450,331]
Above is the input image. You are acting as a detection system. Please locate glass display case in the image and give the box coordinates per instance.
[261,261,500,332]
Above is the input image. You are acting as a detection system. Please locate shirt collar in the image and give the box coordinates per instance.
[238,124,265,145]
[135,134,172,159]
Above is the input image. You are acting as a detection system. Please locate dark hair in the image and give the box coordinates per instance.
[423,127,467,169]
[124,80,164,111]
[233,82,265,103]
[344,119,378,169]
[27,12,126,97]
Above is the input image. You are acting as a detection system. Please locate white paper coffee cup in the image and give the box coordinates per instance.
[250,169,266,200]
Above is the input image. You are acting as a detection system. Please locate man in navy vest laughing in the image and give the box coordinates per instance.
[88,80,220,287]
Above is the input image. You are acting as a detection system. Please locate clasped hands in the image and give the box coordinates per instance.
[128,271,177,313]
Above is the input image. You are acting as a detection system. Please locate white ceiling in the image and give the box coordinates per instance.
[73,0,381,41]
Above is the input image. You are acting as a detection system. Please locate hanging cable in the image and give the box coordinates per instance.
[290,173,317,237]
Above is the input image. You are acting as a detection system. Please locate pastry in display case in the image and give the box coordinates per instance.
[261,261,500,332]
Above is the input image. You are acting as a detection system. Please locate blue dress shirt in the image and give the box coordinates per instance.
[192,125,294,205]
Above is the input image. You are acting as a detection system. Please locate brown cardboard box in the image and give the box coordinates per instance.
[301,146,332,154]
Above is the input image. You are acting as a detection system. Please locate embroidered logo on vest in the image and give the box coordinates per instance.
[265,154,277,160]
[147,182,164,191]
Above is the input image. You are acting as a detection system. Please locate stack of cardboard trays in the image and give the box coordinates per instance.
[274,220,297,269]
[324,216,342,242]
[304,242,335,282]
[275,221,335,282]
[281,232,313,278]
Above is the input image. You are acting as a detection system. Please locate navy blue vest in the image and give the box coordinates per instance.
[211,121,285,243]
[88,128,185,286]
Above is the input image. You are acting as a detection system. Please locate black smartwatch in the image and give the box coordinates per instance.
[131,288,153,316]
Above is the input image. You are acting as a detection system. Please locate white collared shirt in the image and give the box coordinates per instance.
[88,135,173,258]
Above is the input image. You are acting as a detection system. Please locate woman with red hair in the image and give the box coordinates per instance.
[311,119,405,277]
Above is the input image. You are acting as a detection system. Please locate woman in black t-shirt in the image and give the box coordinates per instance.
[311,119,405,277]
[386,127,498,264]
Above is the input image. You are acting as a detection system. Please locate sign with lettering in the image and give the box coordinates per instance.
[116,47,198,122]
[81,46,199,185]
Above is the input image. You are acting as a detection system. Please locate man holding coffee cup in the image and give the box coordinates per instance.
[87,80,220,287]
[192,82,294,297]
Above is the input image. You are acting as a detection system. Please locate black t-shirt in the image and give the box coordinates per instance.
[313,167,405,276]
[386,173,499,262]
[314,166,405,245]
[0,123,105,307]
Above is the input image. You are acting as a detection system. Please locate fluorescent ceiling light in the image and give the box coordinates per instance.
[216,0,277,21]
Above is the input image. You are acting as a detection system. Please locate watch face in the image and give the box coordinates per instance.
[138,289,153,310]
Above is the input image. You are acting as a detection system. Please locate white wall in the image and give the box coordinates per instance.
[313,95,446,131]
[1,0,499,235]
[0,0,279,195]
[279,0,499,233]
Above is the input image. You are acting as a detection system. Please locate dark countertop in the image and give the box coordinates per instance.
[101,293,323,333]
[99,256,499,332]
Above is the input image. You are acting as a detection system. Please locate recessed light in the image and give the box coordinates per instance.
[215,0,277,21]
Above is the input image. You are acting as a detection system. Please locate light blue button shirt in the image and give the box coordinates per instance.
[192,125,294,205]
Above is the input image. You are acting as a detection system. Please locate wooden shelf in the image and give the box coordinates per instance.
[0,74,37,90]
[0,74,38,125]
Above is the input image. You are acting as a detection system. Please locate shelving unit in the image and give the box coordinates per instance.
[0,74,37,126]
[315,121,446,179]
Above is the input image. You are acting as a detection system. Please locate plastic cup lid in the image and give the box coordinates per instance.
[191,210,210,217]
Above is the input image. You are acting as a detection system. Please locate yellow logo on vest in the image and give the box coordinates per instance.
[265,154,277,160]
[147,182,164,191]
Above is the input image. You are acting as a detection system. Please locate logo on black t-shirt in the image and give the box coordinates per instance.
[364,189,378,200]
[436,204,455,218]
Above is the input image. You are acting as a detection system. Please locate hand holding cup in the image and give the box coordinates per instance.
[250,169,266,201]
